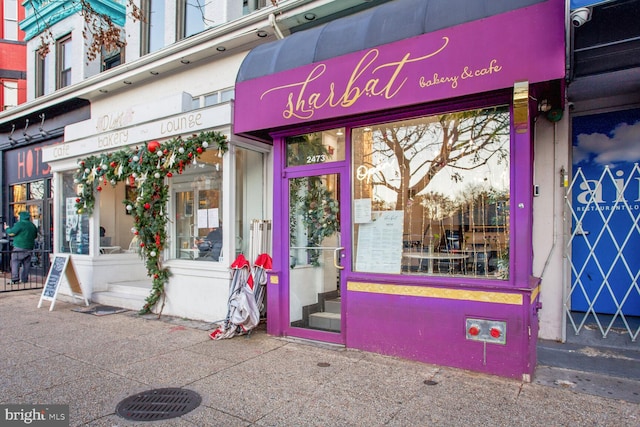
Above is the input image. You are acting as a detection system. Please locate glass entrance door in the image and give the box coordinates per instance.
[287,172,344,342]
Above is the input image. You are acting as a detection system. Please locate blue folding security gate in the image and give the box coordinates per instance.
[566,110,640,342]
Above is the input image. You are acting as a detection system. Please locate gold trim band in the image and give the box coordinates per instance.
[347,281,523,305]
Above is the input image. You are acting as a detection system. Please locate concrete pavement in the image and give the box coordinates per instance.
[1,289,638,427]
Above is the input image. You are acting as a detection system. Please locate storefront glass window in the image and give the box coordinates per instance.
[352,106,510,279]
[11,184,26,202]
[29,180,45,199]
[173,149,223,261]
[8,184,26,221]
[60,171,89,254]
[286,128,345,167]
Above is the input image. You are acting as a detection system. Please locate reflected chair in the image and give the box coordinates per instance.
[123,235,140,253]
[466,243,491,275]
[435,230,466,273]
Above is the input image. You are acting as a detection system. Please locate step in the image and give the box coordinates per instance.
[108,281,152,297]
[537,339,640,381]
[309,311,341,331]
[91,281,152,312]
[324,298,341,314]
[91,290,147,312]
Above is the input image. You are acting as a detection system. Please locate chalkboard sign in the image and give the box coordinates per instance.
[38,254,88,311]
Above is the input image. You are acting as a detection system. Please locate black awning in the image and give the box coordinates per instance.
[237,0,545,83]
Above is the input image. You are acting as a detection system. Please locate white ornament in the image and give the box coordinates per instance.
[133,155,139,162]
[154,172,161,179]
[126,205,133,211]
[150,251,156,257]
[178,147,185,154]
[202,141,209,148]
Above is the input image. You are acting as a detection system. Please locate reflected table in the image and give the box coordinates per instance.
[179,249,200,260]
[403,251,469,274]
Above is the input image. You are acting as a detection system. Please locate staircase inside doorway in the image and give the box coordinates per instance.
[293,290,341,332]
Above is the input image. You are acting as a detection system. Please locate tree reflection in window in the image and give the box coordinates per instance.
[353,106,510,278]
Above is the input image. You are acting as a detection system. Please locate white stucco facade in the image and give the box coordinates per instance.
[41,44,274,321]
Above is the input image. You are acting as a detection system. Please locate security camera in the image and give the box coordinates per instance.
[571,7,592,27]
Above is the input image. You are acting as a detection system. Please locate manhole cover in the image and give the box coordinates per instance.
[116,388,201,421]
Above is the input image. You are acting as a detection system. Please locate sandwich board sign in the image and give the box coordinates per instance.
[38,254,89,311]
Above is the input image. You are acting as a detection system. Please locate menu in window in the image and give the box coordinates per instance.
[197,208,219,229]
[354,198,372,223]
[355,211,403,274]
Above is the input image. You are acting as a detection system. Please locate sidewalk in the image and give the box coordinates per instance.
[1,290,638,427]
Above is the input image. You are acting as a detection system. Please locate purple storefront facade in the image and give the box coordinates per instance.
[234,0,565,380]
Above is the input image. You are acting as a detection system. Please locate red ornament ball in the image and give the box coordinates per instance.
[167,172,173,178]
[144,202,151,209]
[97,186,102,192]
[147,140,161,153]
[110,161,116,168]
[196,147,203,154]
[75,198,80,203]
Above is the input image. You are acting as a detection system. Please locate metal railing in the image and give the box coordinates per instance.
[0,248,50,292]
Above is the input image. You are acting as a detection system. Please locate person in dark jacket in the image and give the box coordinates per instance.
[4,211,38,284]
[196,227,222,260]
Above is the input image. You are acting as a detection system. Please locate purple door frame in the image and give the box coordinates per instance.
[246,0,563,380]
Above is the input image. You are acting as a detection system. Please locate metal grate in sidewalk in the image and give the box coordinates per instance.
[116,388,201,421]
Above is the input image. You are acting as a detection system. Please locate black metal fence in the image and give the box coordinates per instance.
[0,248,50,292]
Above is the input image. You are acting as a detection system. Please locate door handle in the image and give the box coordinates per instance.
[333,247,344,270]
[575,223,590,236]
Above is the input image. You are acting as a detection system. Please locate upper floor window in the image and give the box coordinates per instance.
[141,0,166,55]
[3,0,18,40]
[102,46,123,71]
[56,34,72,89]
[243,0,269,15]
[35,52,50,97]
[2,80,18,110]
[177,0,205,40]
[191,88,234,109]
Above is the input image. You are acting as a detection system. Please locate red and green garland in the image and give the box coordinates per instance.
[73,131,228,315]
